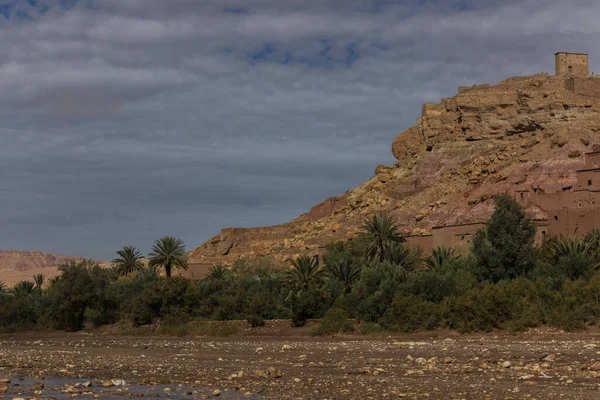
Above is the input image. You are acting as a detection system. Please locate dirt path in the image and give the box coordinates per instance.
[2,329,600,399]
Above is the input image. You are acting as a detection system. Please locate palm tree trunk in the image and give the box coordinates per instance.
[166,262,172,278]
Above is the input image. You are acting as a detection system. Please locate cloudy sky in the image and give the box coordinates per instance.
[1,0,599,259]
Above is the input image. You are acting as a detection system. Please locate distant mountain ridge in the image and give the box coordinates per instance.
[0,250,104,286]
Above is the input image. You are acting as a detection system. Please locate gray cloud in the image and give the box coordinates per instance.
[0,0,599,258]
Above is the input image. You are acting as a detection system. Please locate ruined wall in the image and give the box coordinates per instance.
[584,152,600,169]
[405,234,433,251]
[565,78,600,98]
[556,53,589,76]
[430,223,486,248]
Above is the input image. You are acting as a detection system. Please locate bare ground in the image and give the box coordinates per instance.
[2,328,600,399]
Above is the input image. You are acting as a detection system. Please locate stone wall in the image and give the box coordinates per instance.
[565,77,600,98]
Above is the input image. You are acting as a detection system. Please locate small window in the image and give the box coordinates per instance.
[461,235,465,241]
[594,162,598,168]
[542,230,547,236]
[554,216,559,221]
[589,180,593,186]
[520,192,524,200]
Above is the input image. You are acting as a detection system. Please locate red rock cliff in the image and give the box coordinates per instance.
[189,73,600,264]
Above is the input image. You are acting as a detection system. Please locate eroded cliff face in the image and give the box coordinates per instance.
[189,73,600,264]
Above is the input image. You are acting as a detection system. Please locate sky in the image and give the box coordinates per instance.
[1,0,599,260]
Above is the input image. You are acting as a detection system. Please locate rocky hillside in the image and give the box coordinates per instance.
[189,73,600,265]
[0,250,101,286]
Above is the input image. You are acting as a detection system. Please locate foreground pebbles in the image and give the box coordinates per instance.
[3,329,600,399]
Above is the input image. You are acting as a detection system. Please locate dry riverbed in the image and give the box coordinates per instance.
[2,328,600,399]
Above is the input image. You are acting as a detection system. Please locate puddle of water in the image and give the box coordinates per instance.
[2,376,259,399]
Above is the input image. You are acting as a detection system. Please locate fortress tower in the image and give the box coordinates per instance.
[555,52,589,76]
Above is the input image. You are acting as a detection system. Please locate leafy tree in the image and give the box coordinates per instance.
[286,255,323,298]
[358,215,405,262]
[11,280,34,298]
[42,260,117,331]
[148,236,189,278]
[0,281,6,292]
[112,246,145,277]
[208,264,229,280]
[424,246,460,271]
[472,194,536,283]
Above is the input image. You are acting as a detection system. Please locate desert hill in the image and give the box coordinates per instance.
[190,67,600,266]
[0,250,102,286]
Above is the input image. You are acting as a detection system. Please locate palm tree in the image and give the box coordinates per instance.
[286,255,323,298]
[112,246,145,277]
[358,215,405,261]
[0,281,6,293]
[33,273,44,290]
[11,280,34,298]
[208,264,228,280]
[424,246,460,271]
[548,237,600,280]
[48,275,60,286]
[148,236,188,278]
[325,258,361,293]
[585,228,600,253]
[139,264,161,281]
[380,241,420,272]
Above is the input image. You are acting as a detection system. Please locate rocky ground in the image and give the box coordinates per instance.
[3,329,600,399]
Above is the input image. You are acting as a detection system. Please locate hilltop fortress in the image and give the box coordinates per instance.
[187,52,600,271]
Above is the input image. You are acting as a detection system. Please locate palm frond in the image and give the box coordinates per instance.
[11,280,35,298]
[286,255,323,298]
[424,246,460,271]
[325,258,361,293]
[208,264,229,280]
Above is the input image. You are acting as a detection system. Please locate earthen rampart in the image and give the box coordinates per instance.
[565,77,600,98]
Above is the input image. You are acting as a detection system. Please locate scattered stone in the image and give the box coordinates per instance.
[212,388,221,396]
[541,354,556,362]
[568,150,582,158]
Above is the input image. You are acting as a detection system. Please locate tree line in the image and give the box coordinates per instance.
[3,194,600,335]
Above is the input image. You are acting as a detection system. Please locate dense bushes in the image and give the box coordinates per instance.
[5,195,600,335]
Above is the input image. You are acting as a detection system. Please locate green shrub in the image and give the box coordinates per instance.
[290,285,332,327]
[312,308,354,336]
[358,322,384,335]
[42,260,117,331]
[381,294,443,332]
[247,315,265,327]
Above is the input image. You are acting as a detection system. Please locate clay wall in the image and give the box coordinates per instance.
[405,234,433,251]
[555,53,589,76]
[431,223,486,248]
[534,220,549,244]
[547,207,600,237]
[513,190,532,208]
[584,152,600,169]
[564,77,600,97]
[575,169,600,189]
[181,262,213,279]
